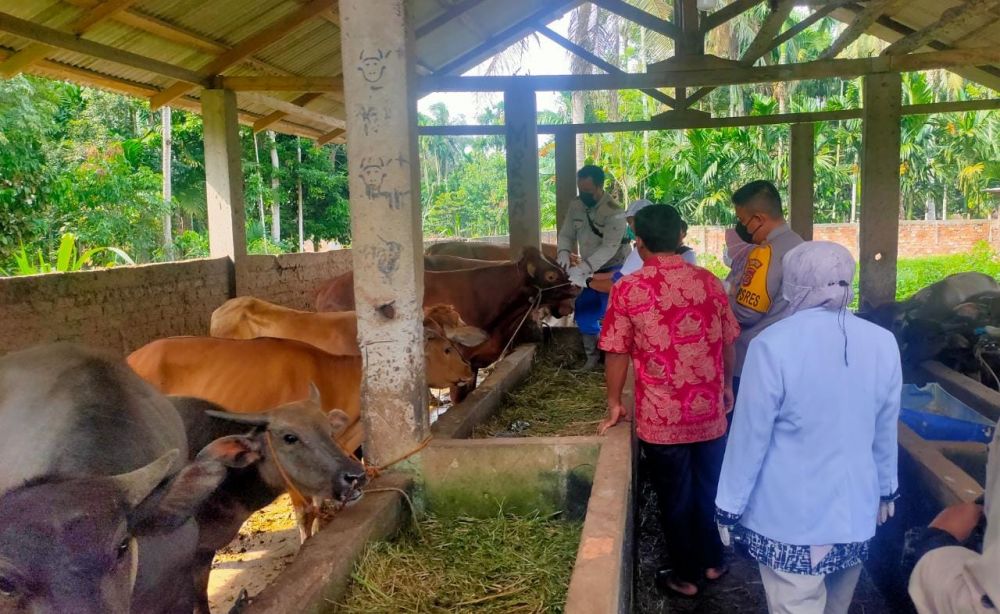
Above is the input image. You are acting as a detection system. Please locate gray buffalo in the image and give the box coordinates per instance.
[0,344,249,613]
[168,393,367,614]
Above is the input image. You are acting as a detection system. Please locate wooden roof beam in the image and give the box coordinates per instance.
[431,0,580,74]
[537,25,675,107]
[317,128,345,145]
[238,92,345,130]
[0,0,140,77]
[821,0,906,59]
[421,47,1000,91]
[740,0,795,66]
[416,0,491,38]
[0,11,206,84]
[883,0,1000,56]
[590,0,680,40]
[150,0,333,110]
[701,0,764,34]
[253,93,323,133]
[417,97,1000,135]
[218,75,344,96]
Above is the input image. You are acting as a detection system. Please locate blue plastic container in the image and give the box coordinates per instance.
[900,383,996,444]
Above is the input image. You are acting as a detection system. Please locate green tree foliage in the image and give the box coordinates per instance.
[0,76,352,272]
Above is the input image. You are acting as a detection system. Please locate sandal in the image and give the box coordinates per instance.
[655,570,699,597]
[705,565,729,581]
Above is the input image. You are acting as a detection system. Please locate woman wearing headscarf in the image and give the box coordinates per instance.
[908,426,999,613]
[715,241,903,614]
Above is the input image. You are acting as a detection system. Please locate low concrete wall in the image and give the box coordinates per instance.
[0,250,355,356]
[418,437,600,519]
[238,250,353,311]
[0,257,233,355]
[565,424,633,614]
[244,473,413,614]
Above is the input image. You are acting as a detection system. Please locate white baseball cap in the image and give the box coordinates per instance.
[626,199,653,218]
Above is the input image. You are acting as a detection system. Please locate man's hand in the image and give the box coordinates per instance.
[570,253,582,266]
[568,269,589,288]
[557,250,572,270]
[723,384,735,414]
[598,402,629,435]
[929,501,983,542]
[878,500,895,525]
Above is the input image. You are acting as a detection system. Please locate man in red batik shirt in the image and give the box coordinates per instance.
[598,204,739,597]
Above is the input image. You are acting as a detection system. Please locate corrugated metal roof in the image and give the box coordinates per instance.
[0,0,996,139]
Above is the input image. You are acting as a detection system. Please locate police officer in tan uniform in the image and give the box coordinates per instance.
[557,165,629,369]
[729,180,804,384]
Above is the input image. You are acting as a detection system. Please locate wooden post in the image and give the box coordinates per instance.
[789,122,815,241]
[554,128,577,237]
[161,105,173,259]
[859,72,902,310]
[201,89,247,262]
[504,88,541,257]
[340,0,428,465]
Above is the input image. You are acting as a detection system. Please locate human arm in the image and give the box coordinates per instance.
[600,352,631,434]
[715,339,782,518]
[598,283,634,436]
[582,210,627,273]
[874,338,902,501]
[587,272,615,294]
[557,202,578,267]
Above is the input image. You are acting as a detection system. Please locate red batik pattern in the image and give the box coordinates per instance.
[600,255,739,445]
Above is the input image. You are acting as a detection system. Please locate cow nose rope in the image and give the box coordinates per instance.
[494,282,573,365]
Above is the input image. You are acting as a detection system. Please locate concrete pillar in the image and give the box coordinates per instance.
[859,72,902,310]
[504,88,540,258]
[201,89,247,261]
[789,123,815,241]
[554,129,576,237]
[340,0,427,464]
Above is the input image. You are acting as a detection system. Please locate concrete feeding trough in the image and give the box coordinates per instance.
[208,334,633,613]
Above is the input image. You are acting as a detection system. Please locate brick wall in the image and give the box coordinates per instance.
[238,250,354,310]
[0,258,233,356]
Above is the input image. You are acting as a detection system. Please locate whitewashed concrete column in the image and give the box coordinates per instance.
[340,0,427,464]
[554,128,577,237]
[505,88,541,258]
[789,123,815,241]
[201,89,247,262]
[859,72,902,310]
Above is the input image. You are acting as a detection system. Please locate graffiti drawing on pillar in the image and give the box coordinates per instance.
[364,235,401,282]
[358,49,390,90]
[507,125,527,216]
[357,156,411,210]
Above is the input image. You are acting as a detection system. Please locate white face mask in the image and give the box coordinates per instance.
[722,247,733,268]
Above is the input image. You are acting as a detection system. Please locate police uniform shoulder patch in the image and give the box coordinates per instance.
[735,244,772,313]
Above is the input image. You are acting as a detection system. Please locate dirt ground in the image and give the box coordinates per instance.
[205,387,461,613]
[634,474,894,614]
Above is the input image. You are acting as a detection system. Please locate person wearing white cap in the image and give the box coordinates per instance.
[715,241,901,614]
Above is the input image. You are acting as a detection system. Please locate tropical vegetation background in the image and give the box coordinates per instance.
[1,3,998,275]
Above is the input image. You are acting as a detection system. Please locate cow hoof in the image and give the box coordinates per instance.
[228,589,249,614]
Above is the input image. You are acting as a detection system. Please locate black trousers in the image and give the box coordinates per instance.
[641,436,726,582]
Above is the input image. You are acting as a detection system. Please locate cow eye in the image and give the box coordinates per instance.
[0,575,16,597]
[444,347,452,354]
[116,538,130,562]
[283,434,300,444]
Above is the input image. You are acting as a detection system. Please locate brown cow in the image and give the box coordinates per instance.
[424,254,498,271]
[425,240,560,261]
[316,246,577,401]
[127,334,461,541]
[211,298,488,357]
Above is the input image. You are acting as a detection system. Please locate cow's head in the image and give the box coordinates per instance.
[422,319,476,388]
[200,389,367,507]
[423,304,489,348]
[0,450,227,614]
[520,246,569,289]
